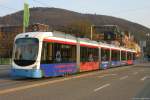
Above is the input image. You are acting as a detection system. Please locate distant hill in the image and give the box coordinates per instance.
[0,7,150,41]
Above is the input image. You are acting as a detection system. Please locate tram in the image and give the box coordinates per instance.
[11,31,136,78]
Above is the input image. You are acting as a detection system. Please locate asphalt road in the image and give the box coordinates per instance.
[0,63,150,100]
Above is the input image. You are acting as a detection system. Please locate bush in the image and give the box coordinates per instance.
[0,58,11,65]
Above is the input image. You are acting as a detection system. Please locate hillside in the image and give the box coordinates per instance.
[0,7,150,41]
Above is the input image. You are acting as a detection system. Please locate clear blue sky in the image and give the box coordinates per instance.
[0,0,150,28]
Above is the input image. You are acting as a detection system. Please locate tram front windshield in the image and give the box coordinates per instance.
[14,38,39,66]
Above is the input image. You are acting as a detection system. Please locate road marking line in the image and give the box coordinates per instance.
[120,76,128,80]
[94,84,110,92]
[109,74,117,76]
[141,76,148,81]
[133,72,138,75]
[97,74,117,78]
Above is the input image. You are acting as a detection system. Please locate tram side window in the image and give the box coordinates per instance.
[127,52,132,60]
[80,47,87,62]
[88,48,99,62]
[80,47,99,62]
[133,53,136,60]
[111,50,120,61]
[59,44,76,63]
[121,51,126,60]
[41,42,53,63]
[41,42,76,64]
[93,48,99,61]
[101,48,110,61]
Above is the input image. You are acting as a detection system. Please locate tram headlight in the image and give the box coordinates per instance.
[32,65,37,69]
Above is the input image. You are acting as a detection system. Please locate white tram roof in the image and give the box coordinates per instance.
[15,32,52,41]
[120,47,136,52]
[15,31,136,52]
[126,48,136,53]
[15,31,99,47]
[78,38,99,47]
[99,42,111,49]
[99,42,120,50]
[45,31,77,44]
[15,31,77,43]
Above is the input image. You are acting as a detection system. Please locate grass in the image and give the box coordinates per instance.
[0,58,11,65]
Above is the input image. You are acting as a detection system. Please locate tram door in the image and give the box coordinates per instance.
[111,49,120,67]
[101,48,110,69]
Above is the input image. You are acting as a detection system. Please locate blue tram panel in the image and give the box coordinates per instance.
[101,61,109,69]
[11,69,42,78]
[40,63,77,77]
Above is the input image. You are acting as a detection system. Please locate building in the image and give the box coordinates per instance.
[0,25,22,57]
[94,25,122,45]
[0,23,49,57]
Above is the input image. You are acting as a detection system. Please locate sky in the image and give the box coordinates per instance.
[0,0,150,28]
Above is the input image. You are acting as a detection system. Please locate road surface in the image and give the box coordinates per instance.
[0,63,150,100]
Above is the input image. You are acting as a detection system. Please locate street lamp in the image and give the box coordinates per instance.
[146,33,150,46]
[146,33,150,61]
[146,33,150,37]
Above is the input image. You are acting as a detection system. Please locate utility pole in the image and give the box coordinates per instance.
[146,33,150,61]
[140,40,146,63]
[90,25,94,40]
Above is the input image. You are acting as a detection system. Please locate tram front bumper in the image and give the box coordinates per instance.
[11,69,42,78]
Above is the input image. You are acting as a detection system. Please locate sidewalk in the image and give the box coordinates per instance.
[0,65,11,70]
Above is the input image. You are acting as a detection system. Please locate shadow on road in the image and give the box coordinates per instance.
[134,81,150,99]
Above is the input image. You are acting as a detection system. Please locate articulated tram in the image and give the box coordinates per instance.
[11,31,136,78]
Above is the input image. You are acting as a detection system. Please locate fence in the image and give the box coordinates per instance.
[0,58,11,65]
